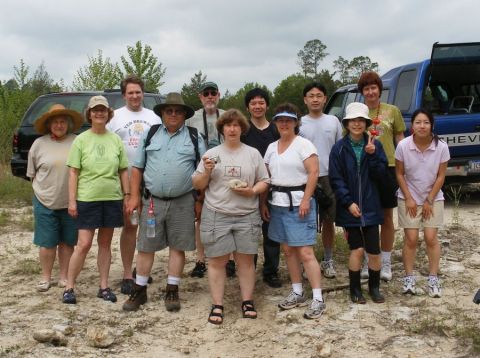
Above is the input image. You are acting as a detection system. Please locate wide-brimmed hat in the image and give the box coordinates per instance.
[199,82,218,92]
[153,92,194,119]
[342,102,372,128]
[34,104,84,135]
[85,95,114,121]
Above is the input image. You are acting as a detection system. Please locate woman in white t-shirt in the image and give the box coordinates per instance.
[192,109,269,324]
[395,109,450,298]
[263,103,325,320]
[27,104,83,292]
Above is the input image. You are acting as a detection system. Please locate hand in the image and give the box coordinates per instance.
[202,156,216,173]
[260,204,270,222]
[126,195,140,216]
[364,135,376,155]
[68,201,78,218]
[405,198,417,218]
[422,201,433,221]
[194,200,203,220]
[348,203,361,217]
[299,198,310,218]
[232,186,256,197]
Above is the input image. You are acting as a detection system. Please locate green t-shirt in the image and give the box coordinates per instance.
[368,102,405,167]
[67,129,128,202]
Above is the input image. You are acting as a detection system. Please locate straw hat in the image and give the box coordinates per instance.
[33,104,83,135]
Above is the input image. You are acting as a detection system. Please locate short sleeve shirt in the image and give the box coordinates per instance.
[264,136,318,207]
[368,103,406,166]
[67,130,129,202]
[194,143,269,215]
[27,134,76,209]
[299,113,343,176]
[395,136,450,205]
[186,108,225,148]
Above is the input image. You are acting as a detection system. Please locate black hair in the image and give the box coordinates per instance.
[273,103,300,134]
[411,108,439,145]
[303,82,327,97]
[244,87,270,107]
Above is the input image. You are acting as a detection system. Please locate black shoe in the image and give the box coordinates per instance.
[121,278,135,295]
[132,267,152,284]
[226,260,236,278]
[62,288,76,304]
[349,270,366,304]
[97,287,117,303]
[263,273,282,288]
[368,269,385,303]
[190,261,207,278]
[123,284,148,311]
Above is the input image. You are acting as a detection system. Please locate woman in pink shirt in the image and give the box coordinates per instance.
[395,109,450,298]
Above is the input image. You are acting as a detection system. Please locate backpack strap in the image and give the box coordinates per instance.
[143,124,161,168]
[186,125,200,165]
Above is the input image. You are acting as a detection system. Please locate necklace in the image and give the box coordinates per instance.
[370,103,381,137]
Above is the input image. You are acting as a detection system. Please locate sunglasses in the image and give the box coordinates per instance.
[164,108,185,116]
[202,90,218,97]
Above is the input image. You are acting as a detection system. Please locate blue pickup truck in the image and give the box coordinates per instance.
[325,42,480,183]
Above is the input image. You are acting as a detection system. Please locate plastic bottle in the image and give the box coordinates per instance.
[130,209,139,225]
[146,208,156,238]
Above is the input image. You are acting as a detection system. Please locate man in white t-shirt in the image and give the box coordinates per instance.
[299,82,343,279]
[106,75,161,295]
[185,82,228,278]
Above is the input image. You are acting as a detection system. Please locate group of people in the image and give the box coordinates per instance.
[28,72,450,325]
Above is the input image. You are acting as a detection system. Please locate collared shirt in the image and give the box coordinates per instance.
[395,135,450,205]
[133,124,206,197]
[348,135,365,169]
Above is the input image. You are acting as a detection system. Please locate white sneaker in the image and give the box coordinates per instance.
[278,290,308,310]
[380,259,392,281]
[320,260,336,279]
[402,275,416,295]
[427,276,442,298]
[360,261,369,279]
[303,299,326,319]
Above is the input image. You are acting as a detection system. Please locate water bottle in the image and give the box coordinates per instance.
[130,209,139,225]
[146,208,156,238]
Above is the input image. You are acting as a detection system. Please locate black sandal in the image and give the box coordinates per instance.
[241,300,257,319]
[208,304,224,325]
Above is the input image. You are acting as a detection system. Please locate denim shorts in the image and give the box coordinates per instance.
[200,206,261,257]
[76,200,124,229]
[33,195,78,248]
[268,200,318,247]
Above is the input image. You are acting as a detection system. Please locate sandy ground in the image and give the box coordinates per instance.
[1,191,480,357]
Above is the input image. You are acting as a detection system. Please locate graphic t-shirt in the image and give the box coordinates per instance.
[67,130,128,202]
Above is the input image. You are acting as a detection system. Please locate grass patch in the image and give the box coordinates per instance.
[0,165,33,206]
[10,258,40,275]
[0,211,10,227]
[314,229,349,264]
[19,214,34,231]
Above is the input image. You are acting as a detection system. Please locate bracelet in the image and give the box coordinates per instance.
[123,192,131,196]
[425,197,433,205]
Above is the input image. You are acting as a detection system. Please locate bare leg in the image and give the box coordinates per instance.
[207,254,229,323]
[297,246,321,289]
[367,253,381,271]
[39,247,56,282]
[424,227,440,275]
[57,243,74,282]
[168,248,186,277]
[194,221,205,262]
[381,208,395,252]
[97,227,114,289]
[233,252,256,302]
[402,228,419,275]
[66,229,95,290]
[321,220,335,253]
[282,244,302,284]
[120,220,137,280]
[349,248,364,271]
[136,251,156,277]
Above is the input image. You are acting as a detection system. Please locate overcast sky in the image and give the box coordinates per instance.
[0,0,477,94]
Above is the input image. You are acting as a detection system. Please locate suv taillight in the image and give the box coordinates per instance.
[12,133,19,153]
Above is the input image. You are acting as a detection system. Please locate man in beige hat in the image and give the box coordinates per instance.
[123,92,206,312]
[106,75,161,295]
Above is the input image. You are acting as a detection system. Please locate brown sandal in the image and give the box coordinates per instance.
[241,300,257,319]
[208,304,224,325]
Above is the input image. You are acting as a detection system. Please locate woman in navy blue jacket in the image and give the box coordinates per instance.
[329,102,388,304]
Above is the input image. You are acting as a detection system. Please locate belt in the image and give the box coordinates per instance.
[144,188,191,201]
[270,184,306,211]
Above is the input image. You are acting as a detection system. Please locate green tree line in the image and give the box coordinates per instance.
[0,39,378,164]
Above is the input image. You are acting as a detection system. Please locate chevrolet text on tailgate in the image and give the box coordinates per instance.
[325,42,480,183]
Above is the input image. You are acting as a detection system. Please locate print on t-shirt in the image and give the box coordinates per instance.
[225,166,241,177]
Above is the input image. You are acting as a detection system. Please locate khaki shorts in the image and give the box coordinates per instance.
[318,176,336,221]
[398,199,444,229]
[200,206,261,257]
[137,193,195,253]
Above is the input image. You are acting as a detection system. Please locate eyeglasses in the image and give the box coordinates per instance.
[306,94,325,99]
[91,107,108,113]
[202,90,218,97]
[164,108,185,116]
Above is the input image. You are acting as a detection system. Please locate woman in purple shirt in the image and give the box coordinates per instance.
[395,109,450,298]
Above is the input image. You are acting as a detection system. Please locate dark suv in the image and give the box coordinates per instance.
[11,90,164,179]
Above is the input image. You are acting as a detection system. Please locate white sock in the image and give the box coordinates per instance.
[167,275,180,286]
[312,288,323,302]
[136,275,149,286]
[381,251,391,262]
[292,283,303,296]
